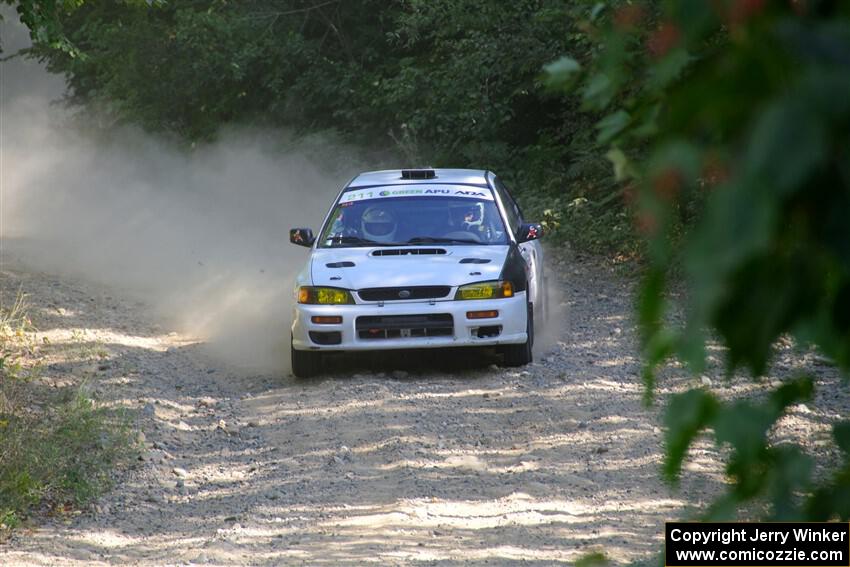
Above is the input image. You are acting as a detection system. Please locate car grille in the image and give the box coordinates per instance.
[357,286,451,302]
[356,314,454,340]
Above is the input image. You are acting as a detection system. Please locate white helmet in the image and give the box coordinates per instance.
[361,205,398,243]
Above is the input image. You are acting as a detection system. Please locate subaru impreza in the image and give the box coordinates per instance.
[288,168,546,377]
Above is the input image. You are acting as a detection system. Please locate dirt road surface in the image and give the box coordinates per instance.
[0,253,842,566]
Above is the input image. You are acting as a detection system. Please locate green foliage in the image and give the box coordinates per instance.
[575,551,610,567]
[24,0,625,253]
[0,294,137,532]
[663,388,717,482]
[552,0,850,522]
[1,1,155,56]
[665,377,815,520]
[35,1,584,147]
[0,387,136,525]
[1,0,82,55]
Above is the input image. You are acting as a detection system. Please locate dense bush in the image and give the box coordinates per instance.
[6,0,636,250]
[549,0,850,521]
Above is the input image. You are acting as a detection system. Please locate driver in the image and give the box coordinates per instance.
[448,203,482,231]
[361,205,398,243]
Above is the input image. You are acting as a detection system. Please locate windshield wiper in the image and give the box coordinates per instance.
[329,236,400,247]
[406,236,481,245]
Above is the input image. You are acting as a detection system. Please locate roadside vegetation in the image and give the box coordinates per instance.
[0,290,137,537]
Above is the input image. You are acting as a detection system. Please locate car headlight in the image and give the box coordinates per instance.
[297,286,354,305]
[455,280,514,300]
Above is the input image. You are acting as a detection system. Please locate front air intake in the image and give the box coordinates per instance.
[356,314,453,340]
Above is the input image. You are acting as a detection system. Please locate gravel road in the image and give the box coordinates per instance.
[0,253,842,566]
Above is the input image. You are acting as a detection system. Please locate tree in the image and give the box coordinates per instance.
[23,1,604,223]
[548,0,850,520]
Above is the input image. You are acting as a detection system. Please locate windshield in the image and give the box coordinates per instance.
[318,189,508,248]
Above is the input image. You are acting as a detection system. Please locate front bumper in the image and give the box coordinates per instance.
[291,292,528,351]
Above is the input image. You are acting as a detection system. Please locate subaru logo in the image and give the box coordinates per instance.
[398,290,411,299]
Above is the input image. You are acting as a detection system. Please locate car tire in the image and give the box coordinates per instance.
[502,300,533,367]
[291,336,322,378]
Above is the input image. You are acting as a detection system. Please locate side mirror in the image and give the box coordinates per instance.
[289,228,315,247]
[516,222,543,243]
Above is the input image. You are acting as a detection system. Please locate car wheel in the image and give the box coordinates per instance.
[502,300,533,367]
[291,336,322,378]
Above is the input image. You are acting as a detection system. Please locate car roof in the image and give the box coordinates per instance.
[346,168,491,189]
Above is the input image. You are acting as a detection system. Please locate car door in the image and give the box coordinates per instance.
[492,177,544,315]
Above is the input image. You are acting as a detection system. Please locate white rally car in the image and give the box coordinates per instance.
[288,168,546,377]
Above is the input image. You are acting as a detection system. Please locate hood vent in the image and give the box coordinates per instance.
[326,261,355,268]
[459,258,491,264]
[371,248,447,257]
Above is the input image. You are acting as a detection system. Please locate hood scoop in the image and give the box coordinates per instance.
[459,258,491,264]
[371,248,447,257]
[326,261,355,268]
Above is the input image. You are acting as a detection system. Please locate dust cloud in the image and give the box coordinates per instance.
[0,11,565,375]
[534,275,567,358]
[1,11,354,373]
